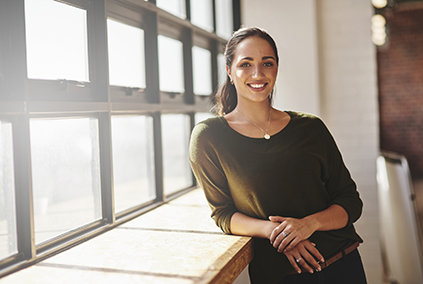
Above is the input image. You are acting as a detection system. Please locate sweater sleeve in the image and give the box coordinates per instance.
[319,120,363,227]
[189,121,238,234]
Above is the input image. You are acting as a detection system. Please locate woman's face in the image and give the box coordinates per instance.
[227,36,278,105]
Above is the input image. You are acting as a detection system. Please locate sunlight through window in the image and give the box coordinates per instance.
[30,118,101,244]
[107,19,146,88]
[162,114,192,195]
[192,46,212,96]
[158,35,185,93]
[24,0,89,81]
[111,115,156,213]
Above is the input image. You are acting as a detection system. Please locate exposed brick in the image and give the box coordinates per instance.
[378,6,423,178]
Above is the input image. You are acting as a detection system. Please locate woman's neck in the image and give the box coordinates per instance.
[234,101,272,122]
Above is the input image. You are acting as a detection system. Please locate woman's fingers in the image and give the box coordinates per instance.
[269,223,287,246]
[269,216,286,223]
[283,240,324,274]
[286,254,302,274]
[299,249,321,272]
[304,241,325,263]
[287,254,314,274]
[278,235,299,253]
[270,217,314,252]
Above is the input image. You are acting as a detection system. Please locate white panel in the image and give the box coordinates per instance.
[377,153,423,284]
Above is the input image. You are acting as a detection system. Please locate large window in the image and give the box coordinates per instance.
[0,0,239,277]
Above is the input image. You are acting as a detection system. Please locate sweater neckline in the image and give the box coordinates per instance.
[219,110,294,141]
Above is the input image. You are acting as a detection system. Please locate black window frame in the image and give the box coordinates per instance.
[0,0,240,278]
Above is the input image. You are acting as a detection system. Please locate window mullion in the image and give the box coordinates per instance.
[183,29,194,104]
[2,0,28,102]
[90,0,110,102]
[210,40,219,99]
[99,112,115,223]
[152,112,164,202]
[212,0,217,33]
[91,1,115,223]
[185,0,191,21]
[233,0,241,31]
[5,0,36,263]
[145,12,160,104]
[13,114,36,262]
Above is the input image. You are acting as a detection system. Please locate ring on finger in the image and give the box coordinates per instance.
[282,231,288,238]
[296,257,302,263]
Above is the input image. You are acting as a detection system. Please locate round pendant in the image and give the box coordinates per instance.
[264,134,270,140]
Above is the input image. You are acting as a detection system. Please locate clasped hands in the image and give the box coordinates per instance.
[268,216,324,274]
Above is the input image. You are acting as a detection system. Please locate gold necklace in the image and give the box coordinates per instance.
[235,108,272,140]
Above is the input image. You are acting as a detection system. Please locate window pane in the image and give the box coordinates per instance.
[161,114,192,195]
[190,0,213,32]
[156,0,186,19]
[158,35,185,93]
[0,121,17,260]
[217,53,227,86]
[192,46,212,96]
[24,0,89,81]
[107,19,146,88]
[111,116,155,213]
[215,0,233,39]
[30,118,101,244]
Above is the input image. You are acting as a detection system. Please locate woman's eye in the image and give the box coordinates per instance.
[240,62,250,67]
[264,62,274,67]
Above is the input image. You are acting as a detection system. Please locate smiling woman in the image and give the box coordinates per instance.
[189,27,367,284]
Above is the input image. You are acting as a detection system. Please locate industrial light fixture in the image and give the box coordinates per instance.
[371,14,387,46]
[372,0,388,9]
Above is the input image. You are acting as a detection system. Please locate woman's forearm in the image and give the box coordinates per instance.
[303,204,349,231]
[230,212,278,239]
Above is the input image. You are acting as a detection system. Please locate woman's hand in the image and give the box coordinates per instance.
[269,205,349,252]
[268,216,318,252]
[283,240,324,274]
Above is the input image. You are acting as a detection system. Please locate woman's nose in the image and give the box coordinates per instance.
[251,66,263,78]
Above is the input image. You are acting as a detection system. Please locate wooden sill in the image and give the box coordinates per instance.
[0,189,253,284]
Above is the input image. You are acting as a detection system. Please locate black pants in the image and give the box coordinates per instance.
[280,249,367,284]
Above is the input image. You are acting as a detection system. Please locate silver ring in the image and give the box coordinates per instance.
[282,231,288,238]
[296,257,302,263]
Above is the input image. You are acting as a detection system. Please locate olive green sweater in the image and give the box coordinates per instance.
[189,111,363,283]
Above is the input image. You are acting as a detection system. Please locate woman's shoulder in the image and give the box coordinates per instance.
[191,116,226,140]
[286,110,325,126]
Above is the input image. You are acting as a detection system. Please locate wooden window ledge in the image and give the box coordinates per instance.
[0,189,253,284]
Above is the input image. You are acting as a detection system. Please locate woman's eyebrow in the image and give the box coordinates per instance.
[239,56,275,61]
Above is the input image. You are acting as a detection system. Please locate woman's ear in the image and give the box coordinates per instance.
[226,65,232,82]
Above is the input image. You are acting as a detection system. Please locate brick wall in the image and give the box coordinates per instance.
[378,4,423,179]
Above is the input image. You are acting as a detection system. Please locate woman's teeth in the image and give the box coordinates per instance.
[250,84,265,88]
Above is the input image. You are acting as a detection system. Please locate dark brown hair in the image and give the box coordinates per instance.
[212,27,279,116]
